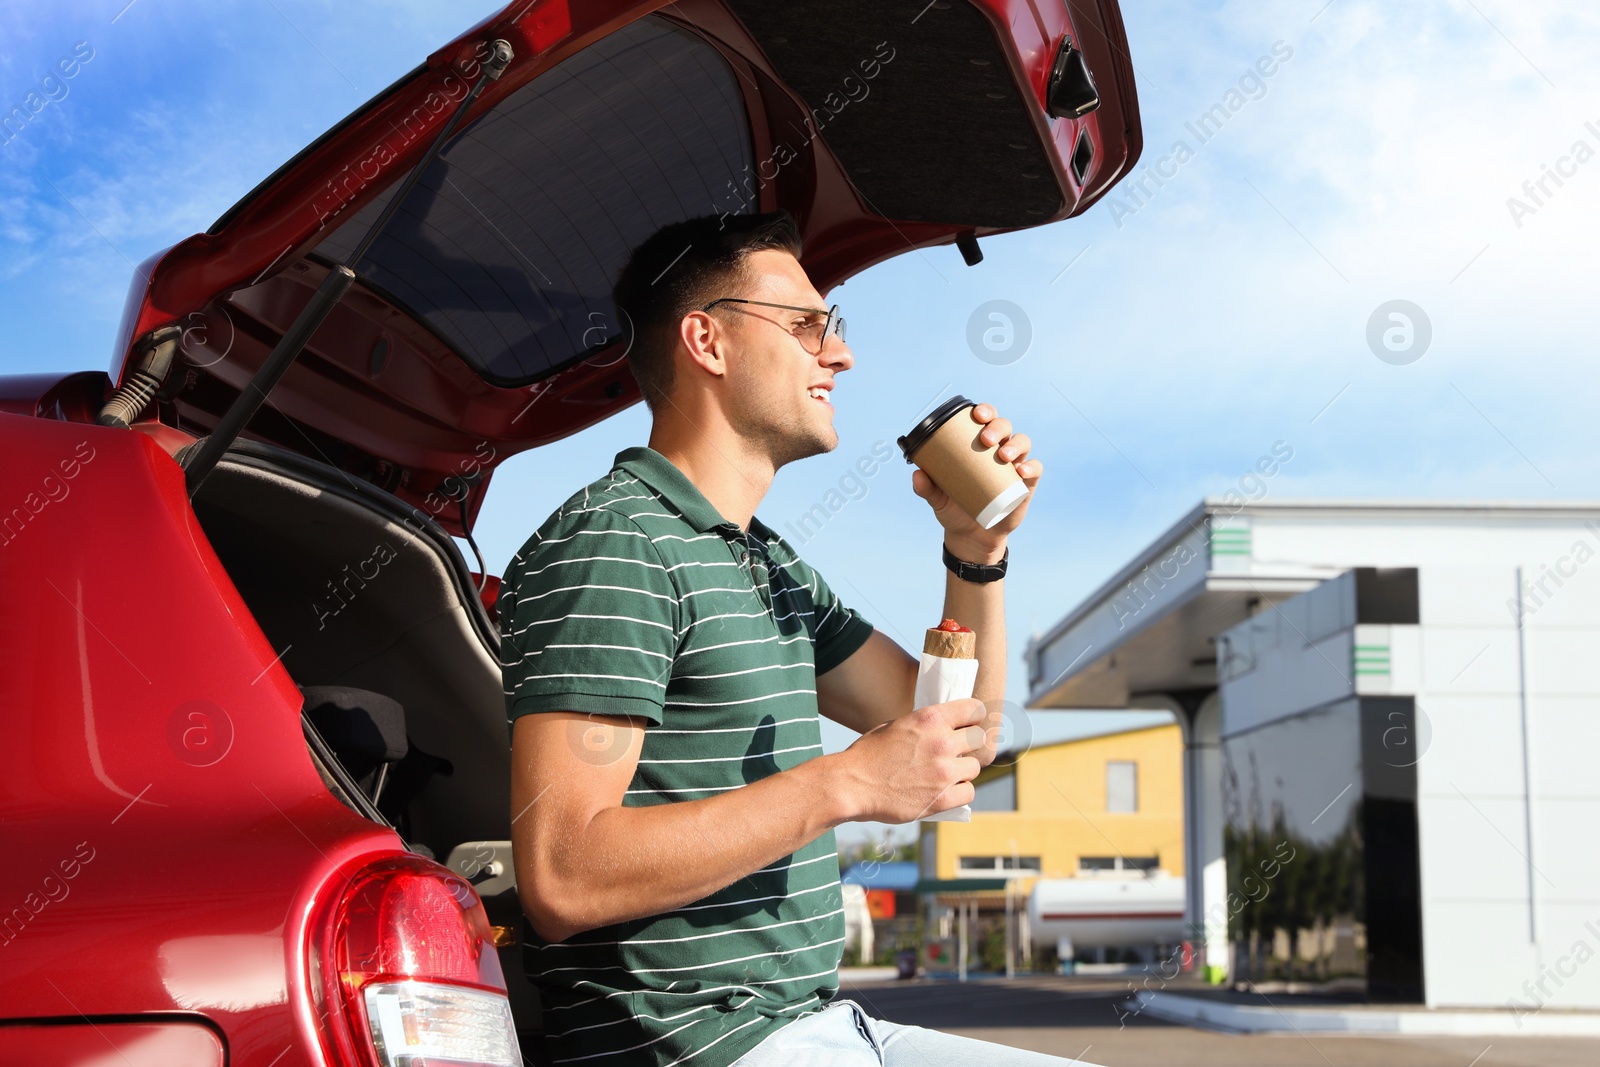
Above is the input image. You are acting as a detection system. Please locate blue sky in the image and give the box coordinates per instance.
[5,2,1598,844]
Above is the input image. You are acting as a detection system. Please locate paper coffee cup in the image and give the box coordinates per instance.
[897,396,1029,530]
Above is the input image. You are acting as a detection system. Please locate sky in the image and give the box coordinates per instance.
[5,1,1598,846]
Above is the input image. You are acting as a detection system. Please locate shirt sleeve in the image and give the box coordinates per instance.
[500,509,680,727]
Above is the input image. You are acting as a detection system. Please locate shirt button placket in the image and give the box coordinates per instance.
[741,538,773,616]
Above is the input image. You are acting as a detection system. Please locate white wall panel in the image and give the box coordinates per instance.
[1419,565,1519,627]
[1528,904,1600,1008]
[1528,798,1600,891]
[1525,629,1600,694]
[1251,515,1595,574]
[1414,695,1529,799]
[1419,794,1538,901]
[1421,900,1539,1007]
[1527,697,1600,800]
[1418,627,1520,695]
[1517,532,1600,628]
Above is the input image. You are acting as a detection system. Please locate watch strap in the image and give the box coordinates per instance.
[943,543,1008,583]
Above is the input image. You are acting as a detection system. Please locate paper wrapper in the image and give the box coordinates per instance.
[911,650,979,823]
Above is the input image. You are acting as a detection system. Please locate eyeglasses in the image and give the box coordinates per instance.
[700,298,846,356]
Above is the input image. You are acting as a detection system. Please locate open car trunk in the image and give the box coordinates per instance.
[186,440,545,1036]
[190,439,504,855]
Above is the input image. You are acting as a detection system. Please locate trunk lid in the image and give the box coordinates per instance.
[111,0,1140,532]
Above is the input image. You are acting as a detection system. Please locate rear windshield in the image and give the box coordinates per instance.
[314,17,754,386]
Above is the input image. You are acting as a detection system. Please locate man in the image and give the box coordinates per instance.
[502,211,1073,1066]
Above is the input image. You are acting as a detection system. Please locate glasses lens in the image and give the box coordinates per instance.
[790,305,842,355]
[817,306,843,353]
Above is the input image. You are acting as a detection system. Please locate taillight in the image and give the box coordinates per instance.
[312,855,521,1067]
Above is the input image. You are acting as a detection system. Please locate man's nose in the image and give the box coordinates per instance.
[820,335,853,374]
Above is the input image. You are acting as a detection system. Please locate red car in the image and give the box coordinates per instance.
[0,2,1139,1064]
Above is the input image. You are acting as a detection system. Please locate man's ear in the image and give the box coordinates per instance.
[678,310,729,380]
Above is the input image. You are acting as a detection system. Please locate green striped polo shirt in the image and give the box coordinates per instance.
[499,446,874,1067]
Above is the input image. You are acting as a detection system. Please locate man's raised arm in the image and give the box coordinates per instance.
[817,403,1039,747]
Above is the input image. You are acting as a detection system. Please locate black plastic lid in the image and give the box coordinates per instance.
[897,394,976,463]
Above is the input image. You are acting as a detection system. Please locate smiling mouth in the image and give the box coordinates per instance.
[807,386,831,406]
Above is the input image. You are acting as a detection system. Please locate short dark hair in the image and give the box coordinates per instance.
[612,211,803,411]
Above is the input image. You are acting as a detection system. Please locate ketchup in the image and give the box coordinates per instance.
[936,618,973,633]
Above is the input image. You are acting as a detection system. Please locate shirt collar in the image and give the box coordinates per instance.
[614,447,744,536]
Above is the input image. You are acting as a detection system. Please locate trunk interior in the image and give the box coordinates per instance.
[188,439,545,1045]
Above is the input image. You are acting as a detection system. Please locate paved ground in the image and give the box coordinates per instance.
[837,976,1600,1067]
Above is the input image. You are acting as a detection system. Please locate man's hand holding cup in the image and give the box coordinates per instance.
[898,398,1041,563]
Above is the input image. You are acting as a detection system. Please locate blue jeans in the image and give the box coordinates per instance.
[729,999,1098,1067]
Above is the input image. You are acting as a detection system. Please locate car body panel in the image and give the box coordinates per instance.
[0,371,110,423]
[0,414,403,1062]
[0,1021,225,1067]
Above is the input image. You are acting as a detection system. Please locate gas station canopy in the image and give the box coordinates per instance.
[1022,498,1590,709]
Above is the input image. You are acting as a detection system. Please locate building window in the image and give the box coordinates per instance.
[971,771,1016,812]
[1078,856,1160,876]
[957,856,1042,878]
[1106,760,1138,813]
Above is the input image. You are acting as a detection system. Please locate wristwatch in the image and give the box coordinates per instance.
[942,543,1008,583]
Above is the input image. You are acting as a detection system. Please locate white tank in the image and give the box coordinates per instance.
[840,883,874,961]
[1026,876,1187,951]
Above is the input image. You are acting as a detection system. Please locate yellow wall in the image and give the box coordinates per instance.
[929,723,1185,882]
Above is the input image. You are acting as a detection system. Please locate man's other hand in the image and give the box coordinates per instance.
[831,697,987,823]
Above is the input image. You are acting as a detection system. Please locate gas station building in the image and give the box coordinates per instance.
[1024,499,1600,1009]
